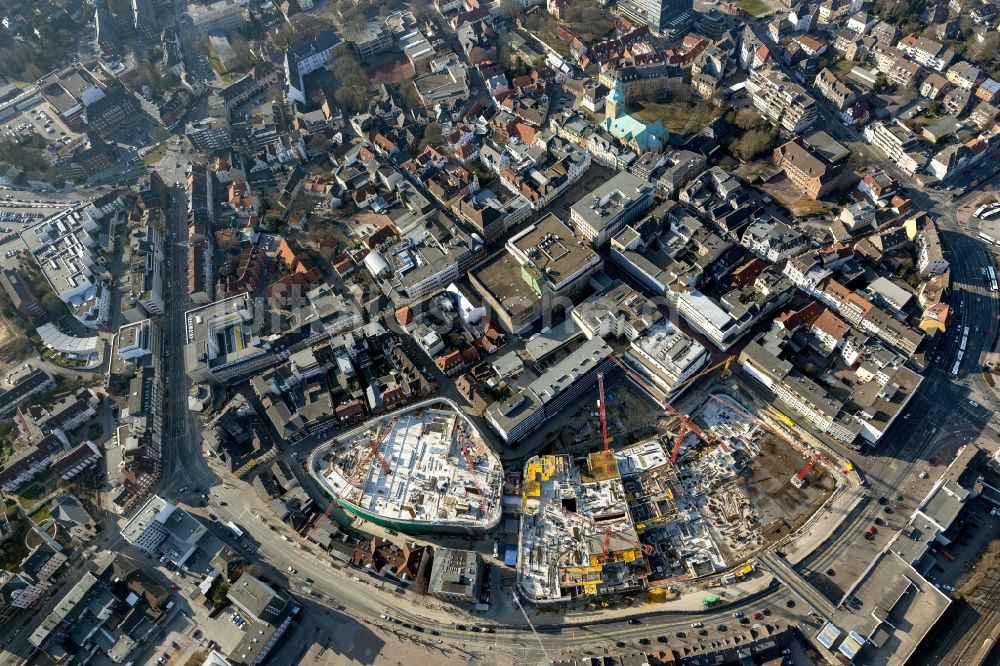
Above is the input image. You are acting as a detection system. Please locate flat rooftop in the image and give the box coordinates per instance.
[507,213,600,291]
[471,251,539,317]
[184,293,263,367]
[802,130,849,164]
[835,551,950,666]
[528,335,611,402]
[626,319,708,397]
[319,406,503,528]
[22,206,97,299]
[39,66,97,115]
[572,279,659,337]
[569,171,653,234]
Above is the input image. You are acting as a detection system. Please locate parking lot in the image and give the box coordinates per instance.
[2,101,78,147]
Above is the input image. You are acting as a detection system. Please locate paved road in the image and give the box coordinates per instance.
[159,181,216,496]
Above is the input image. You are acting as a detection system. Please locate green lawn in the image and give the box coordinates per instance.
[29,503,52,524]
[738,0,771,17]
[142,143,168,166]
[632,100,720,135]
[834,59,856,77]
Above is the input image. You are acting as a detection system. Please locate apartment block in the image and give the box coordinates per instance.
[22,204,111,330]
[772,133,847,200]
[814,67,856,110]
[864,121,924,176]
[747,68,818,134]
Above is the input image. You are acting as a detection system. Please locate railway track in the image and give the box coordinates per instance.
[926,563,1000,665]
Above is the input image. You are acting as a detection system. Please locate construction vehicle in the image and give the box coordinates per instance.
[791,452,822,489]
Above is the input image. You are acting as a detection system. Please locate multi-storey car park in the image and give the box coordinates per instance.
[310,402,503,535]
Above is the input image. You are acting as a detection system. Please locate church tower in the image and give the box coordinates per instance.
[606,78,625,120]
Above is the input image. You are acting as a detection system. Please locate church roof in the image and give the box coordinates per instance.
[600,113,667,151]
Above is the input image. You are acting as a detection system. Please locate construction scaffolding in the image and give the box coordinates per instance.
[319,406,503,531]
[517,453,651,604]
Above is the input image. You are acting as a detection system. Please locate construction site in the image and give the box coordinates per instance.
[515,359,838,604]
[313,404,504,535]
[517,451,652,603]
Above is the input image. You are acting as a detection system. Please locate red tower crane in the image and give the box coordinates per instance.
[539,500,654,556]
[606,354,713,466]
[351,415,398,485]
[303,499,338,537]
[792,452,822,488]
[597,372,613,475]
[669,415,708,465]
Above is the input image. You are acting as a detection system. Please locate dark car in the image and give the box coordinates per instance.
[656,636,668,644]
[786,600,795,608]
[616,641,626,648]
[698,629,708,636]
[675,631,686,638]
[456,624,467,631]
[627,619,640,625]
[717,624,727,631]
[639,638,651,645]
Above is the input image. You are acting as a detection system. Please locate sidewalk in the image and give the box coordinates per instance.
[782,486,866,567]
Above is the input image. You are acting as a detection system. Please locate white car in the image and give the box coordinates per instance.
[287,566,297,574]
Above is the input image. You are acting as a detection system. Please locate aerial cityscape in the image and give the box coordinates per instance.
[0,0,997,665]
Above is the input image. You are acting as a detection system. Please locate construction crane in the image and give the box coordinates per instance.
[457,424,490,513]
[669,414,709,465]
[682,355,737,389]
[597,372,613,476]
[350,415,397,486]
[606,354,714,466]
[706,395,843,479]
[791,452,822,489]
